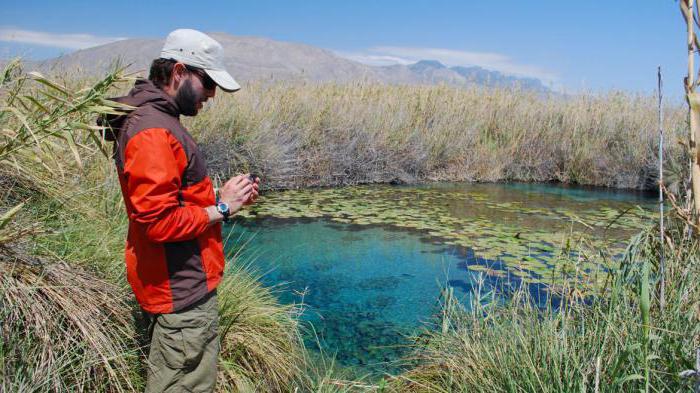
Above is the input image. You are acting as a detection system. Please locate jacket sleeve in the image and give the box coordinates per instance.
[123,128,210,243]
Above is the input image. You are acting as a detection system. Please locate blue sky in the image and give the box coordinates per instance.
[0,0,686,96]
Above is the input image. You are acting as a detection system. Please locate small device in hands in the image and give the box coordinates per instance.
[248,173,262,198]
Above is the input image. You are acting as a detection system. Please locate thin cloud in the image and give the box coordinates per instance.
[0,28,126,49]
[337,46,559,85]
[333,51,414,67]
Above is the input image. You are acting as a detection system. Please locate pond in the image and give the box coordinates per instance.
[225,182,656,374]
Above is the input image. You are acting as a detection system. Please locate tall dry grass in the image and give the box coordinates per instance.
[190,82,685,190]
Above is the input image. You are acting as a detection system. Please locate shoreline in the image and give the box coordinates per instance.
[223,173,662,197]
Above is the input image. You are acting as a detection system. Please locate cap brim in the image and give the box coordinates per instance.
[205,69,240,92]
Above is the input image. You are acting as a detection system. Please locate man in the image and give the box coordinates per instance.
[102,29,258,392]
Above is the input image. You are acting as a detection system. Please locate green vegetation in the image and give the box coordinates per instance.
[0,60,142,392]
[1,60,697,392]
[389,215,699,392]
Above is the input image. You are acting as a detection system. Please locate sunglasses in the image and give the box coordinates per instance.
[184,65,217,90]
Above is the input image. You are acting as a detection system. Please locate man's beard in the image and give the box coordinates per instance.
[175,79,201,116]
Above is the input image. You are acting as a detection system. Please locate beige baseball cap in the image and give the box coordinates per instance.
[160,29,240,92]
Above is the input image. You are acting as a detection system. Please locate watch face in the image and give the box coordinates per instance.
[217,202,230,214]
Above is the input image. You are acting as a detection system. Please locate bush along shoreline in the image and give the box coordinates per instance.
[2,61,698,392]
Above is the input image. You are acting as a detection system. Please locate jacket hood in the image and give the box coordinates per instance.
[98,79,180,141]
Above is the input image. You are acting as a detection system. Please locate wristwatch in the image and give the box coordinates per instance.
[216,202,231,222]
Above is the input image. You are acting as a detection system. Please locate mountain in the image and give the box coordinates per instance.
[451,65,549,92]
[5,33,550,93]
[23,34,379,84]
[375,60,550,93]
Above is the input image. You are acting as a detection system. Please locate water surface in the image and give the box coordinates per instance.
[226,182,655,373]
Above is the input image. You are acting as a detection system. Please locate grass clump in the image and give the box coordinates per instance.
[216,259,306,391]
[0,249,142,392]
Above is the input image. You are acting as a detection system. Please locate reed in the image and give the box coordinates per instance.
[189,82,686,190]
[681,0,700,222]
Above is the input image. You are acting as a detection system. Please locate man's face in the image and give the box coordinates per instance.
[171,64,217,116]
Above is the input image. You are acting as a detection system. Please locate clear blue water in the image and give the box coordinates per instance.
[228,219,480,372]
[224,182,655,374]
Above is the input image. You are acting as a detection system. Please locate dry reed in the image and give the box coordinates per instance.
[189,82,685,190]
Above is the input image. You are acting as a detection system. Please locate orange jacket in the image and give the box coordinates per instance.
[103,79,224,314]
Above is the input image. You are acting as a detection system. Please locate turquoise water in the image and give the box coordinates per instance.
[225,182,655,373]
[229,219,480,372]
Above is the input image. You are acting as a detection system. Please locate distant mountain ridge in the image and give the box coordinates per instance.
[4,33,551,93]
[376,60,550,92]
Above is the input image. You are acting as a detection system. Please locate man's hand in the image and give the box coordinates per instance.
[205,174,260,225]
[219,174,255,214]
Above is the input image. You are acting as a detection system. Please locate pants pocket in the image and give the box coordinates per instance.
[151,313,218,371]
[151,324,186,370]
[181,322,216,370]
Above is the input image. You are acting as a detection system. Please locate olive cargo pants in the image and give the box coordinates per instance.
[143,290,219,393]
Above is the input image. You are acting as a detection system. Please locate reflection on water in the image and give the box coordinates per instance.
[226,182,655,373]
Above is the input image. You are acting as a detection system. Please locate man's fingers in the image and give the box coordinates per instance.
[243,188,259,205]
[220,176,255,204]
[238,183,253,197]
[235,174,252,187]
[224,175,250,191]
[224,175,243,188]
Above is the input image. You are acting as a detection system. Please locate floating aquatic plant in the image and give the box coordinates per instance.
[237,184,654,290]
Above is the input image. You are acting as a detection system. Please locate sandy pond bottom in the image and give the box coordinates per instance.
[224,182,655,374]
